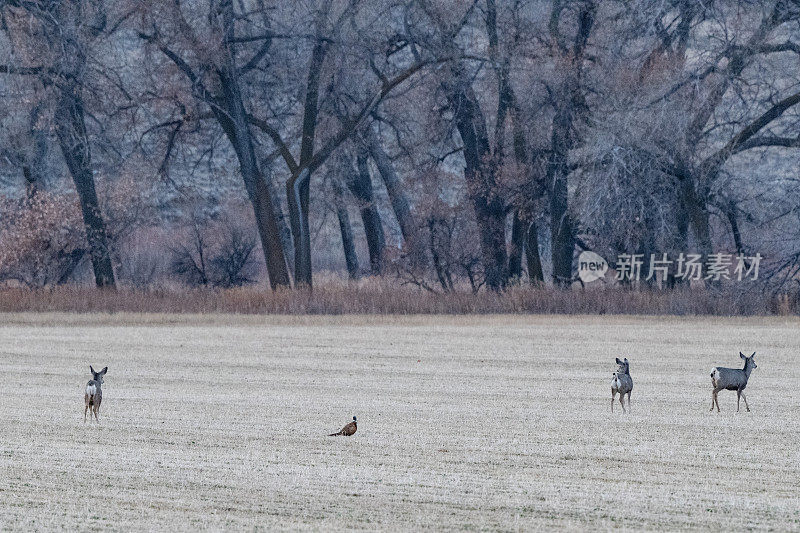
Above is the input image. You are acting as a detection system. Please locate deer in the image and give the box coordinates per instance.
[84,366,107,423]
[611,358,633,413]
[710,352,757,412]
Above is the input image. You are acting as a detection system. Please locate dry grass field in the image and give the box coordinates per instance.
[1,314,799,531]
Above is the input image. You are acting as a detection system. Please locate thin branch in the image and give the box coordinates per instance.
[757,40,800,54]
[0,64,45,75]
[247,114,298,173]
[240,37,273,73]
[734,135,800,153]
[306,56,453,175]
[702,90,800,171]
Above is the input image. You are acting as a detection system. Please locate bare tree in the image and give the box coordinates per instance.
[333,147,384,275]
[0,0,797,293]
[0,0,117,287]
[250,0,451,288]
[138,0,291,289]
[330,174,360,281]
[546,0,595,287]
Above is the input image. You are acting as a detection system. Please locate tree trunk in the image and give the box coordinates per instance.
[333,178,359,280]
[665,194,690,289]
[262,161,295,274]
[216,73,292,289]
[507,211,526,281]
[363,126,424,263]
[509,103,544,285]
[525,220,544,284]
[54,86,116,288]
[348,150,385,274]
[285,35,329,289]
[549,103,576,288]
[547,2,595,289]
[465,172,507,291]
[724,199,744,255]
[679,174,713,256]
[243,154,293,290]
[22,166,37,200]
[550,183,574,287]
[336,207,359,280]
[251,167,293,289]
[286,168,312,287]
[450,82,508,291]
[22,103,48,200]
[428,218,453,292]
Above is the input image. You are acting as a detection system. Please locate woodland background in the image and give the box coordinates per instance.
[0,0,798,310]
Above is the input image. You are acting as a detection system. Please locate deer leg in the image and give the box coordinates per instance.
[741,391,750,412]
[627,392,632,412]
[710,390,715,412]
[93,405,99,423]
[713,390,721,412]
[611,391,616,412]
[619,395,626,414]
[84,404,88,423]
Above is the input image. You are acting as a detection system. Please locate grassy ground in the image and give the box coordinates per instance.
[1,314,798,531]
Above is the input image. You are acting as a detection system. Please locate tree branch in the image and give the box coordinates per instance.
[239,37,273,72]
[702,90,800,171]
[305,57,450,175]
[247,114,298,173]
[0,64,45,75]
[758,40,800,54]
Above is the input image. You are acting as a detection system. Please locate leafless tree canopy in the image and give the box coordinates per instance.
[0,0,798,294]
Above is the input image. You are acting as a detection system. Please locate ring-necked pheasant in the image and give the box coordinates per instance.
[328,416,357,436]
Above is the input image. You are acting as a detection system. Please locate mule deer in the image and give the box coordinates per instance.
[710,352,757,412]
[84,366,107,423]
[611,358,633,413]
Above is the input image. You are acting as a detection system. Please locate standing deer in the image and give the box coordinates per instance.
[611,358,633,413]
[84,366,107,423]
[710,352,757,412]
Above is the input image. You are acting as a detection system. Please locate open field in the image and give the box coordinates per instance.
[1,314,799,531]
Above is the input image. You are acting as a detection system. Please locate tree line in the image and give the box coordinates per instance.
[0,0,798,293]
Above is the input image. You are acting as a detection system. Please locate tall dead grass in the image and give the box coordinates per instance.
[0,279,793,316]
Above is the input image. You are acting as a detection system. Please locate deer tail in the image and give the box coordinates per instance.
[86,384,96,405]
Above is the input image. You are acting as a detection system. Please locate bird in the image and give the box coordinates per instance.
[328,416,357,436]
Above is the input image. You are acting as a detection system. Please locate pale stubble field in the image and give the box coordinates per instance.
[0,314,798,531]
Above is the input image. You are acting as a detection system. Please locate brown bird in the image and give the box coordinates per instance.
[328,416,357,436]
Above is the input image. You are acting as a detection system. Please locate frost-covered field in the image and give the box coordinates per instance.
[1,314,799,531]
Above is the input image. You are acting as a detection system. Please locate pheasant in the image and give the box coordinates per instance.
[328,416,357,436]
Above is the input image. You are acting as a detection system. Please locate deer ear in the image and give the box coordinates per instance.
[750,352,756,358]
[739,352,746,359]
[90,365,95,373]
[615,358,622,364]
[100,367,108,375]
